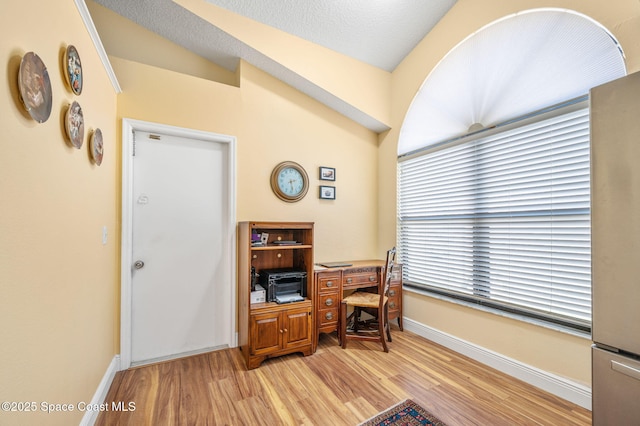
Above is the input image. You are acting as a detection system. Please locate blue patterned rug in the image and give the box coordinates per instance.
[359,399,447,426]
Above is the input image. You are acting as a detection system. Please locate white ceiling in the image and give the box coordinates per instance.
[90,0,457,132]
[92,0,457,72]
[201,0,457,72]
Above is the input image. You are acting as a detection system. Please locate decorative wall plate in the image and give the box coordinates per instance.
[18,52,52,123]
[90,128,103,165]
[64,45,83,95]
[64,101,84,149]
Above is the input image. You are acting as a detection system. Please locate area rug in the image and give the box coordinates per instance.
[359,399,447,426]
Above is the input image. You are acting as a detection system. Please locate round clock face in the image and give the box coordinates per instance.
[270,161,309,202]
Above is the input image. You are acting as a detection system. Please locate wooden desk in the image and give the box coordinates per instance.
[312,260,403,352]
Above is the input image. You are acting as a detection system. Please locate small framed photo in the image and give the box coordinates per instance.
[319,166,336,181]
[319,185,336,200]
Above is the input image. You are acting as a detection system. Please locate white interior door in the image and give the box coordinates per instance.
[129,128,232,365]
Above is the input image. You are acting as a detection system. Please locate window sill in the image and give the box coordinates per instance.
[403,285,592,341]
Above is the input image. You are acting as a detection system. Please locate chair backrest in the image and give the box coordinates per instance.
[380,247,397,306]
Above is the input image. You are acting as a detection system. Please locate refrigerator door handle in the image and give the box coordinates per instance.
[612,360,640,382]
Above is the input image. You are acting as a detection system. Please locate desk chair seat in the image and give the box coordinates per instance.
[339,248,396,352]
[342,292,387,309]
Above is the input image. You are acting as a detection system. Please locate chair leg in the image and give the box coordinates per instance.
[353,307,361,332]
[340,301,348,349]
[337,303,342,346]
[385,306,392,342]
[379,308,388,352]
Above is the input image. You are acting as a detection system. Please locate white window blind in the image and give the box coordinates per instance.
[398,103,591,330]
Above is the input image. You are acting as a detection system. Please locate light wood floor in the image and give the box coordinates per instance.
[97,328,591,425]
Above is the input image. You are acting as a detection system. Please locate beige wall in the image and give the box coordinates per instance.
[236,62,380,261]
[3,3,638,421]
[111,57,381,263]
[175,0,391,128]
[0,1,118,425]
[379,0,640,387]
[86,1,238,86]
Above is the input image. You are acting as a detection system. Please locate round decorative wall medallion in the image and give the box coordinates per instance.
[90,128,104,166]
[64,45,83,95]
[64,101,84,149]
[18,51,52,123]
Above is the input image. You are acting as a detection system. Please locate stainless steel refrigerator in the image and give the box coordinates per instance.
[591,70,640,425]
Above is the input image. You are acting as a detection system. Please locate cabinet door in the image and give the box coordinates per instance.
[250,311,282,355]
[283,306,312,349]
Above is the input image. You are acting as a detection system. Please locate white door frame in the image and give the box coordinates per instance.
[120,118,237,370]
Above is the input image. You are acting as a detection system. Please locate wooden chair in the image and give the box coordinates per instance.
[339,248,396,352]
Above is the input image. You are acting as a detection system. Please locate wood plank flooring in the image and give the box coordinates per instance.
[97,328,591,425]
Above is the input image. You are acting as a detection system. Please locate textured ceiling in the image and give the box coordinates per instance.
[90,0,457,132]
[202,0,457,72]
[93,0,456,72]
[92,0,245,71]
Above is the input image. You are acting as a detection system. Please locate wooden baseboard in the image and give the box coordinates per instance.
[403,317,592,410]
[79,355,120,426]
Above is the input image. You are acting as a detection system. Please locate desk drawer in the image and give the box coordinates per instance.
[343,270,379,288]
[390,265,402,284]
[318,307,339,327]
[319,293,339,309]
[388,285,401,313]
[318,293,339,328]
[317,272,341,292]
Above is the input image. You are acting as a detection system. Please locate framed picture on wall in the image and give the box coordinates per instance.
[319,185,335,200]
[319,166,335,181]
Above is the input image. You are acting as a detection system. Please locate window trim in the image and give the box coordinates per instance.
[403,284,592,339]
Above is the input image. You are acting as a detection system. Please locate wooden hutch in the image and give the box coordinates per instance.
[237,221,314,369]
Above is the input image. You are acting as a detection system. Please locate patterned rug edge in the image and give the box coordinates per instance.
[358,399,447,426]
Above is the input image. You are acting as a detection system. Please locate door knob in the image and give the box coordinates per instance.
[134,260,145,270]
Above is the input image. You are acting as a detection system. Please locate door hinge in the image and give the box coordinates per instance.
[132,130,136,157]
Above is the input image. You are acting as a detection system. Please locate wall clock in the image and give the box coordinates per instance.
[270,161,309,202]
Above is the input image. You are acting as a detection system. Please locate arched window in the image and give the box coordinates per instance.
[397,9,626,330]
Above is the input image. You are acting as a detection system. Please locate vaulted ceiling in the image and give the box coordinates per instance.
[90,0,458,132]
